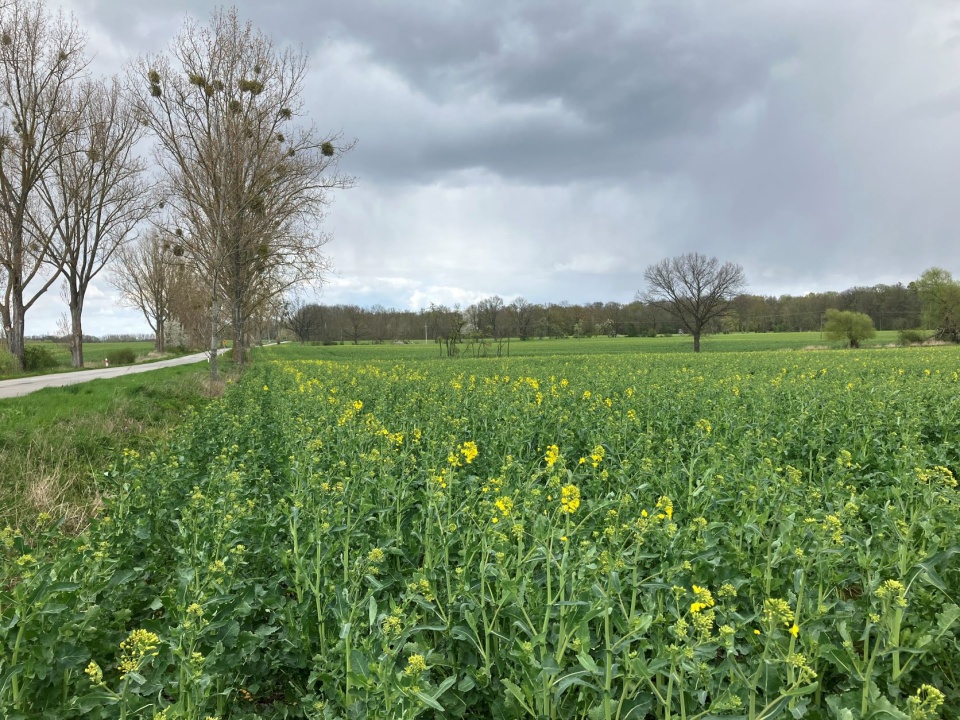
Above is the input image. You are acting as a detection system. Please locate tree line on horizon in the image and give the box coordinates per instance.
[279,272,955,347]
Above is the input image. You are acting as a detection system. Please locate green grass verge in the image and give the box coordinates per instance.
[0,364,228,531]
[0,341,183,379]
[257,330,905,362]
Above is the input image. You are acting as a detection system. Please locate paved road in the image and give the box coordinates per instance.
[0,350,223,399]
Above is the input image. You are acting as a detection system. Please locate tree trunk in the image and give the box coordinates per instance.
[232,295,247,369]
[209,292,219,383]
[693,332,701,353]
[9,278,25,373]
[155,319,165,354]
[70,295,84,368]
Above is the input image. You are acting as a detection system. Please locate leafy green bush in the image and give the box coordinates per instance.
[0,347,15,375]
[23,345,60,372]
[898,328,930,345]
[106,348,137,365]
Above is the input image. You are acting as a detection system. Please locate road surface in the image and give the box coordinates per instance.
[0,350,224,400]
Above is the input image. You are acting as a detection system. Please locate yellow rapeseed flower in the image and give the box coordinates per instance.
[118,629,160,679]
[85,661,103,684]
[690,585,715,613]
[460,441,479,464]
[405,654,427,676]
[544,444,560,467]
[590,445,605,467]
[656,496,674,520]
[560,484,581,514]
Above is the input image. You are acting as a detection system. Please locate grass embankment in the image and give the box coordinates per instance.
[0,364,228,530]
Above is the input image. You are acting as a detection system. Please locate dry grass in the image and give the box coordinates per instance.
[0,364,225,532]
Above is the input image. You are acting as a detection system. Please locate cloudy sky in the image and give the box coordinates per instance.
[25,0,960,335]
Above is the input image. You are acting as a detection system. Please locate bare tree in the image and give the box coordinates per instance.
[368,304,389,344]
[110,231,177,353]
[0,0,87,370]
[283,299,323,344]
[130,8,353,379]
[508,296,537,340]
[38,76,152,367]
[639,253,746,352]
[342,304,367,344]
[428,303,466,357]
[474,295,505,338]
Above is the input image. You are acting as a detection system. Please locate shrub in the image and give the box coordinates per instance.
[824,309,876,348]
[23,345,60,372]
[0,347,15,375]
[106,348,137,366]
[897,328,929,346]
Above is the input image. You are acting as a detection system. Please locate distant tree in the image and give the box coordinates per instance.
[639,253,746,352]
[913,267,960,343]
[428,303,466,356]
[823,309,876,348]
[368,304,389,344]
[474,295,505,338]
[342,305,367,344]
[109,231,176,353]
[284,301,323,344]
[508,297,537,340]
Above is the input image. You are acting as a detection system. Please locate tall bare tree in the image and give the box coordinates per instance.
[506,296,537,340]
[0,0,87,370]
[640,252,746,352]
[283,299,323,344]
[38,77,152,367]
[110,231,177,353]
[130,7,352,379]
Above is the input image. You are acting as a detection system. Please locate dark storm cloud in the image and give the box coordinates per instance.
[75,0,806,184]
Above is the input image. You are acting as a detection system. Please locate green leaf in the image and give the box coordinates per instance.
[55,644,89,671]
[501,678,534,715]
[125,670,146,686]
[554,670,597,699]
[109,568,139,588]
[415,690,444,711]
[74,689,120,712]
[540,654,561,674]
[576,652,600,675]
[821,644,859,677]
[865,695,909,719]
[0,663,25,694]
[936,603,960,636]
[435,675,457,695]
